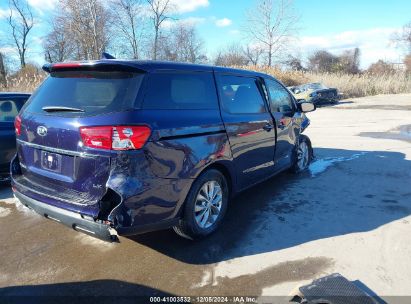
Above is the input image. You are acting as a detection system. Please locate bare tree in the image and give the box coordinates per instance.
[171,23,205,63]
[214,44,249,66]
[53,0,111,60]
[392,21,411,51]
[308,50,339,73]
[244,45,264,65]
[157,23,206,63]
[339,48,361,74]
[367,60,396,75]
[147,0,174,60]
[111,0,145,59]
[0,53,7,87]
[404,54,411,73]
[285,55,305,71]
[43,17,76,63]
[7,0,34,68]
[308,48,361,74]
[245,0,298,66]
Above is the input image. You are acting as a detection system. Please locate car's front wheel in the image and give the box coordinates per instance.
[173,169,229,240]
[291,134,313,173]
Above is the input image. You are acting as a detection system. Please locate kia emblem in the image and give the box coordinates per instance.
[37,126,48,136]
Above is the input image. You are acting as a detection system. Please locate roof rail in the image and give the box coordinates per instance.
[102,52,116,60]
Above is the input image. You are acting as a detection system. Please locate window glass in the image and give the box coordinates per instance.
[265,79,294,113]
[218,75,266,114]
[24,71,144,116]
[143,72,218,110]
[0,99,21,122]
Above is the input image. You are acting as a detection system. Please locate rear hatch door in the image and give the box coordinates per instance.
[16,67,145,206]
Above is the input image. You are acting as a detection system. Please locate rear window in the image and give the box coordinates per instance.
[143,72,218,110]
[25,71,144,116]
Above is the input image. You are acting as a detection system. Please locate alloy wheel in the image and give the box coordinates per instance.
[194,180,223,229]
[297,140,309,170]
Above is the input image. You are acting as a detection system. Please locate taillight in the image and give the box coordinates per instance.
[14,115,22,136]
[80,126,151,150]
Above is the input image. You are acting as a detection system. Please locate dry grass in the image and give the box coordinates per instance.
[0,65,46,93]
[1,64,410,98]
[238,65,411,98]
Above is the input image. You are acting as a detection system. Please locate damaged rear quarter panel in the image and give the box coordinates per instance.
[106,109,234,230]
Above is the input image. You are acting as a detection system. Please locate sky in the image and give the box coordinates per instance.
[0,0,410,69]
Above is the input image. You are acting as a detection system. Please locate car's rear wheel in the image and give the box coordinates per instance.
[173,169,228,240]
[291,135,313,173]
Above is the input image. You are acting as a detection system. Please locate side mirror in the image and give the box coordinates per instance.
[299,102,316,113]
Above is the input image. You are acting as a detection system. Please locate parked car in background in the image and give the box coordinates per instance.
[288,83,340,105]
[11,59,316,241]
[0,93,30,183]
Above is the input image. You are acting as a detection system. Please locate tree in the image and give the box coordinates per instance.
[245,0,298,66]
[171,23,206,63]
[214,44,249,66]
[147,0,174,60]
[0,53,7,87]
[244,45,264,65]
[157,23,206,63]
[367,60,396,75]
[308,50,339,73]
[43,17,76,63]
[393,21,411,51]
[308,48,361,74]
[339,48,360,74]
[7,0,34,68]
[404,54,411,73]
[285,55,305,71]
[111,0,145,59]
[47,0,111,61]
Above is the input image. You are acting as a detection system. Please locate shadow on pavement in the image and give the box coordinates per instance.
[129,148,411,264]
[0,279,171,303]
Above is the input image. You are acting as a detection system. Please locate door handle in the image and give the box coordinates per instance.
[263,123,273,132]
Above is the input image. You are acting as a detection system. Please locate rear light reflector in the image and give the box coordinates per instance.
[52,62,82,69]
[14,115,22,136]
[80,126,151,150]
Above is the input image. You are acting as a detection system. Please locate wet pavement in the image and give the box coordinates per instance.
[1,94,411,300]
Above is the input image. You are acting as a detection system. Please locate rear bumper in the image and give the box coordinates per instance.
[13,189,181,241]
[13,190,116,242]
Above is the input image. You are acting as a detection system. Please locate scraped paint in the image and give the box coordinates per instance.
[309,152,367,177]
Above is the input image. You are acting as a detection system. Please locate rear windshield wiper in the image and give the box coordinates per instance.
[42,106,85,113]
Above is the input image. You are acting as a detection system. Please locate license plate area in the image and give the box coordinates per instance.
[40,151,62,173]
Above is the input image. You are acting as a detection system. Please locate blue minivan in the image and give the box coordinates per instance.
[11,60,315,241]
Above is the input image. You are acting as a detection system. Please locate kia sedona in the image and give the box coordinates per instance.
[11,59,315,241]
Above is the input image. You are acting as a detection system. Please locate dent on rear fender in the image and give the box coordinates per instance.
[104,151,193,228]
[144,133,232,179]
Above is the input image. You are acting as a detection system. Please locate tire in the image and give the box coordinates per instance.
[173,169,229,240]
[291,134,313,173]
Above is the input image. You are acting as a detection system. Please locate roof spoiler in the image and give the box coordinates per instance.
[42,61,146,74]
[101,52,116,59]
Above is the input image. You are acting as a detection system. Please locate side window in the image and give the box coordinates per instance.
[0,99,20,122]
[265,79,294,113]
[218,75,266,114]
[143,71,218,110]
